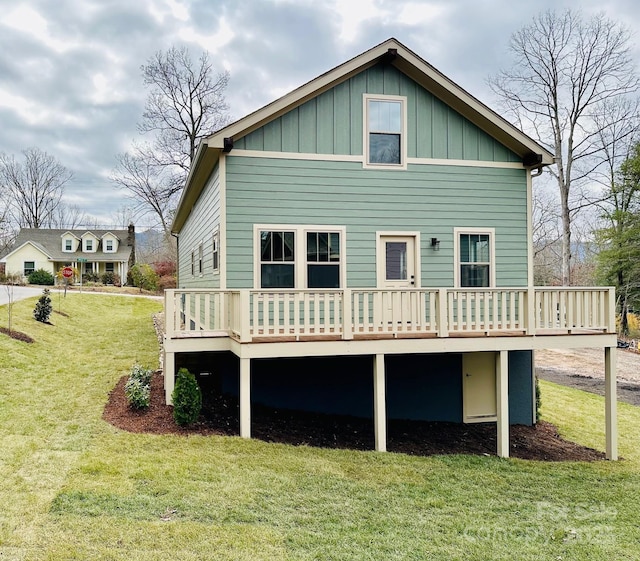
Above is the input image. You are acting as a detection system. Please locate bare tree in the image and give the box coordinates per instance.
[490,10,640,285]
[113,46,230,242]
[49,204,92,229]
[0,147,73,228]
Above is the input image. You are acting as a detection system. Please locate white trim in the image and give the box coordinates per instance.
[375,231,421,288]
[363,94,408,170]
[230,149,523,169]
[198,242,204,277]
[232,149,362,163]
[453,227,496,288]
[526,170,533,287]
[253,224,347,289]
[219,155,227,289]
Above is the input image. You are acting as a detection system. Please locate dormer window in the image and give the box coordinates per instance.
[65,239,72,251]
[106,240,113,252]
[86,239,93,251]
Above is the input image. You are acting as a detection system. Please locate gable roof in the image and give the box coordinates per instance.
[173,37,554,233]
[2,228,133,262]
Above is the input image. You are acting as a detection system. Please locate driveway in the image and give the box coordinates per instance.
[0,285,46,306]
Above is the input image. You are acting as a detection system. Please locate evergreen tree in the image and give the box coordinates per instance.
[33,288,52,323]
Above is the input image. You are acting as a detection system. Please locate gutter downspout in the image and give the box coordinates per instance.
[172,232,179,287]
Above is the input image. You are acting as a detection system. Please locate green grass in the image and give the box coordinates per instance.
[1,294,640,559]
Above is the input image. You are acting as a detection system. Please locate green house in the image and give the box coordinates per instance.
[164,38,618,458]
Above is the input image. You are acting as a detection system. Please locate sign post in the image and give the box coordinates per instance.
[61,266,74,299]
[76,258,87,293]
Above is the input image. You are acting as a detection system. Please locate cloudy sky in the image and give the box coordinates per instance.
[1,0,639,227]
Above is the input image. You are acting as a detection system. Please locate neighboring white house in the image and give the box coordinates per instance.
[0,225,136,283]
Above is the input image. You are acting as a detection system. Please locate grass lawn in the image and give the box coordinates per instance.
[1,294,639,560]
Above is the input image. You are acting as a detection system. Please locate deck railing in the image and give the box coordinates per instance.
[165,287,616,342]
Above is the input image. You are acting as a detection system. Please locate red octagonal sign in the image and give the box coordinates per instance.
[62,266,74,279]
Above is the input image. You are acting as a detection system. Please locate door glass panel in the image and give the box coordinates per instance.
[385,242,407,280]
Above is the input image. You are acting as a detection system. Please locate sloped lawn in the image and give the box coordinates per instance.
[1,294,639,560]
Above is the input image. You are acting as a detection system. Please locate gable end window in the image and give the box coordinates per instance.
[455,229,495,288]
[364,95,406,168]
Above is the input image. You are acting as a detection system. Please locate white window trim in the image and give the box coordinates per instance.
[198,243,203,276]
[363,94,408,170]
[212,227,220,274]
[253,224,347,289]
[63,239,74,252]
[453,227,496,288]
[190,249,195,276]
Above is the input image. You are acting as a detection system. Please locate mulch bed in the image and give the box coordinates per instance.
[103,372,606,462]
[0,326,34,343]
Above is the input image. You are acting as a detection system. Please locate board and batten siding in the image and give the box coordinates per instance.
[178,163,222,288]
[233,63,520,163]
[225,156,527,289]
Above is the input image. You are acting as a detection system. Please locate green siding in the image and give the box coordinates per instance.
[225,156,527,289]
[233,64,519,163]
[178,164,222,289]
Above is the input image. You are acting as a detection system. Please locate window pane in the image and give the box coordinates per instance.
[461,264,490,287]
[386,242,407,280]
[272,231,283,261]
[308,264,340,288]
[261,264,294,288]
[369,133,400,164]
[317,232,329,262]
[307,232,317,261]
[283,232,295,261]
[329,233,340,262]
[260,231,272,261]
[369,100,401,132]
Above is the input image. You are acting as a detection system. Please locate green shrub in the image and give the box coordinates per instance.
[28,268,54,285]
[83,272,100,283]
[172,368,202,426]
[129,263,159,291]
[33,288,52,323]
[101,271,122,286]
[124,364,153,409]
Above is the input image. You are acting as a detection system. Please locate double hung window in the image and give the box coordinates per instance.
[212,229,220,273]
[456,230,494,287]
[364,95,406,168]
[258,227,343,289]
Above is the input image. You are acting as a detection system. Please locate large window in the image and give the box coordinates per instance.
[365,95,406,167]
[260,230,295,288]
[306,232,340,288]
[257,226,344,289]
[457,230,494,287]
[105,263,114,273]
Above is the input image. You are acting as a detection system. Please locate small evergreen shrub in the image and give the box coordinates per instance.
[172,368,202,426]
[33,288,52,323]
[28,268,54,285]
[124,364,153,409]
[83,272,100,283]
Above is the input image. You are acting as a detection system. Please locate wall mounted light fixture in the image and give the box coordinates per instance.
[430,237,440,251]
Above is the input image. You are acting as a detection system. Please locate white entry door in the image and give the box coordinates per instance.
[378,235,416,288]
[463,352,498,423]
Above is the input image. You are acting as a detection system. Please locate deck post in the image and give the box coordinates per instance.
[239,290,251,342]
[373,354,387,452]
[437,288,449,338]
[164,349,175,405]
[239,358,251,438]
[165,289,175,338]
[605,346,618,460]
[342,289,353,340]
[496,350,509,458]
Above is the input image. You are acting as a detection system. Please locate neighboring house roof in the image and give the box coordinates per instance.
[1,228,134,263]
[172,37,555,233]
